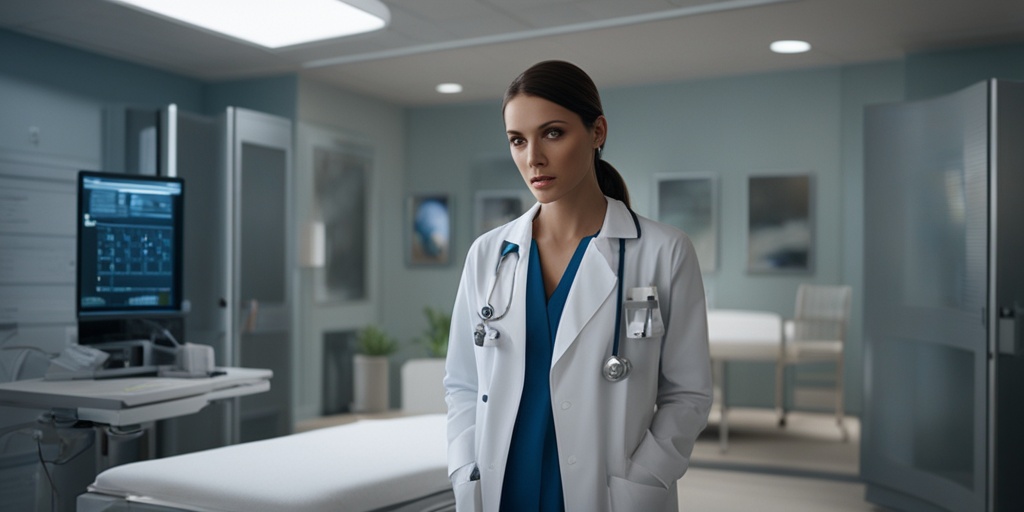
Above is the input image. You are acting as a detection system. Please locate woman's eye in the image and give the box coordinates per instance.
[509,137,525,146]
[545,129,562,139]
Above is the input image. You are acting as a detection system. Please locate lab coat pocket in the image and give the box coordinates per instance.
[624,286,665,339]
[454,476,482,512]
[608,475,671,512]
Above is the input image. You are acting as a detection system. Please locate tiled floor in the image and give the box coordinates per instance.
[683,409,888,511]
[693,409,859,477]
[678,467,885,511]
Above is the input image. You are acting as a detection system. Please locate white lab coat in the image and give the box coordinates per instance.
[444,197,712,512]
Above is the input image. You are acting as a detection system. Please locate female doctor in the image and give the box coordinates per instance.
[444,60,712,512]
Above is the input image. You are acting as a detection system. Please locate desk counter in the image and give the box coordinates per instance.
[0,367,272,426]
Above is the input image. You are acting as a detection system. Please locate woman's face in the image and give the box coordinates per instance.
[503,94,606,204]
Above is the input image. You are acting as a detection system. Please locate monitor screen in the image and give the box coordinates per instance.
[76,171,184,318]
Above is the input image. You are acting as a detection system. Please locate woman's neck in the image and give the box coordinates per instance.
[533,190,607,244]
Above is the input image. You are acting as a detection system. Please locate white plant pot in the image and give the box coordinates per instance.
[400,358,447,414]
[352,354,390,413]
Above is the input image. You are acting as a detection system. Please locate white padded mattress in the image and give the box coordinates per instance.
[87,414,449,512]
[707,310,782,361]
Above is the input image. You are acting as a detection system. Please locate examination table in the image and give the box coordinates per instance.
[77,414,453,512]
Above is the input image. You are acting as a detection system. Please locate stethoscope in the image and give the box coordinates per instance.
[475,211,642,383]
[474,240,520,346]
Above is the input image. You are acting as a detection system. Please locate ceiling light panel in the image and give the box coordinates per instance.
[108,0,390,48]
[436,83,463,94]
[770,39,811,53]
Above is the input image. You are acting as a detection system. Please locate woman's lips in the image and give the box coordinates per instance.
[531,176,554,188]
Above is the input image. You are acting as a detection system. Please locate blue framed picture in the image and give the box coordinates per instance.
[407,194,451,266]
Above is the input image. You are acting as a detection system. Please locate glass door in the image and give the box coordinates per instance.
[862,82,989,512]
[226,108,293,442]
[158,104,232,455]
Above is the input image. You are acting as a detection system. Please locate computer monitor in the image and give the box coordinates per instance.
[76,171,184,320]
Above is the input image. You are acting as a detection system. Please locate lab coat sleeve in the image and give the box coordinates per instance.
[444,244,480,477]
[631,233,713,487]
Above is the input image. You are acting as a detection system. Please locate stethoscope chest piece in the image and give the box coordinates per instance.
[603,355,632,382]
[474,324,486,346]
[474,323,500,347]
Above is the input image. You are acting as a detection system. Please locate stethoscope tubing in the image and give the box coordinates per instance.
[611,237,626,357]
[481,241,519,323]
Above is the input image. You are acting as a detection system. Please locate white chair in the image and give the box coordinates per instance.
[775,284,852,440]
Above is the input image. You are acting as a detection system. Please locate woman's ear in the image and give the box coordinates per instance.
[592,115,608,149]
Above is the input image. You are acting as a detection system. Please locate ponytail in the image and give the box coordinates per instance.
[595,153,630,208]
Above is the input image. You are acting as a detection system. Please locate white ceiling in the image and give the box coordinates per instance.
[2,0,1024,106]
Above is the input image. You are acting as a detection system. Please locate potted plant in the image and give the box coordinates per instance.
[352,325,397,413]
[401,307,451,414]
[419,306,451,358]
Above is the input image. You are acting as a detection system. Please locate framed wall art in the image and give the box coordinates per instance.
[407,194,451,266]
[473,189,531,236]
[653,173,717,273]
[747,174,813,273]
[313,143,370,303]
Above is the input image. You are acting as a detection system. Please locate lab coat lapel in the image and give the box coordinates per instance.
[551,198,638,366]
[499,202,539,366]
[551,240,616,365]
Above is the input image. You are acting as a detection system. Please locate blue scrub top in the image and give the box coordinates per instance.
[500,235,594,512]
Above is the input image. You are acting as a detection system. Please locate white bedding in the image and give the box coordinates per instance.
[84,414,449,512]
[706,309,782,361]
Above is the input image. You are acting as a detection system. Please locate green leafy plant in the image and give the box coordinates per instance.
[356,325,398,357]
[418,307,451,358]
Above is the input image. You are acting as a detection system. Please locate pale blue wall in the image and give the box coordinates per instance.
[293,77,407,418]
[0,29,204,111]
[395,101,506,328]
[204,75,298,121]
[0,28,299,162]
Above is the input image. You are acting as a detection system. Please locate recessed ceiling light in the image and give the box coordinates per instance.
[770,40,811,54]
[436,83,464,94]
[108,0,390,49]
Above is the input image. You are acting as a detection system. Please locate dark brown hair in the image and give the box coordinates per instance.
[503,60,631,207]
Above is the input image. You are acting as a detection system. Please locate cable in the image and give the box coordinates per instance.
[35,433,57,511]
[132,318,181,347]
[30,414,98,511]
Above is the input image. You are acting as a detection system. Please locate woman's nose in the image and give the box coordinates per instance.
[527,143,545,168]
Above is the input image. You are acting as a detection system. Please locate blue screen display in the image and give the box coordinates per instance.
[77,171,184,317]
